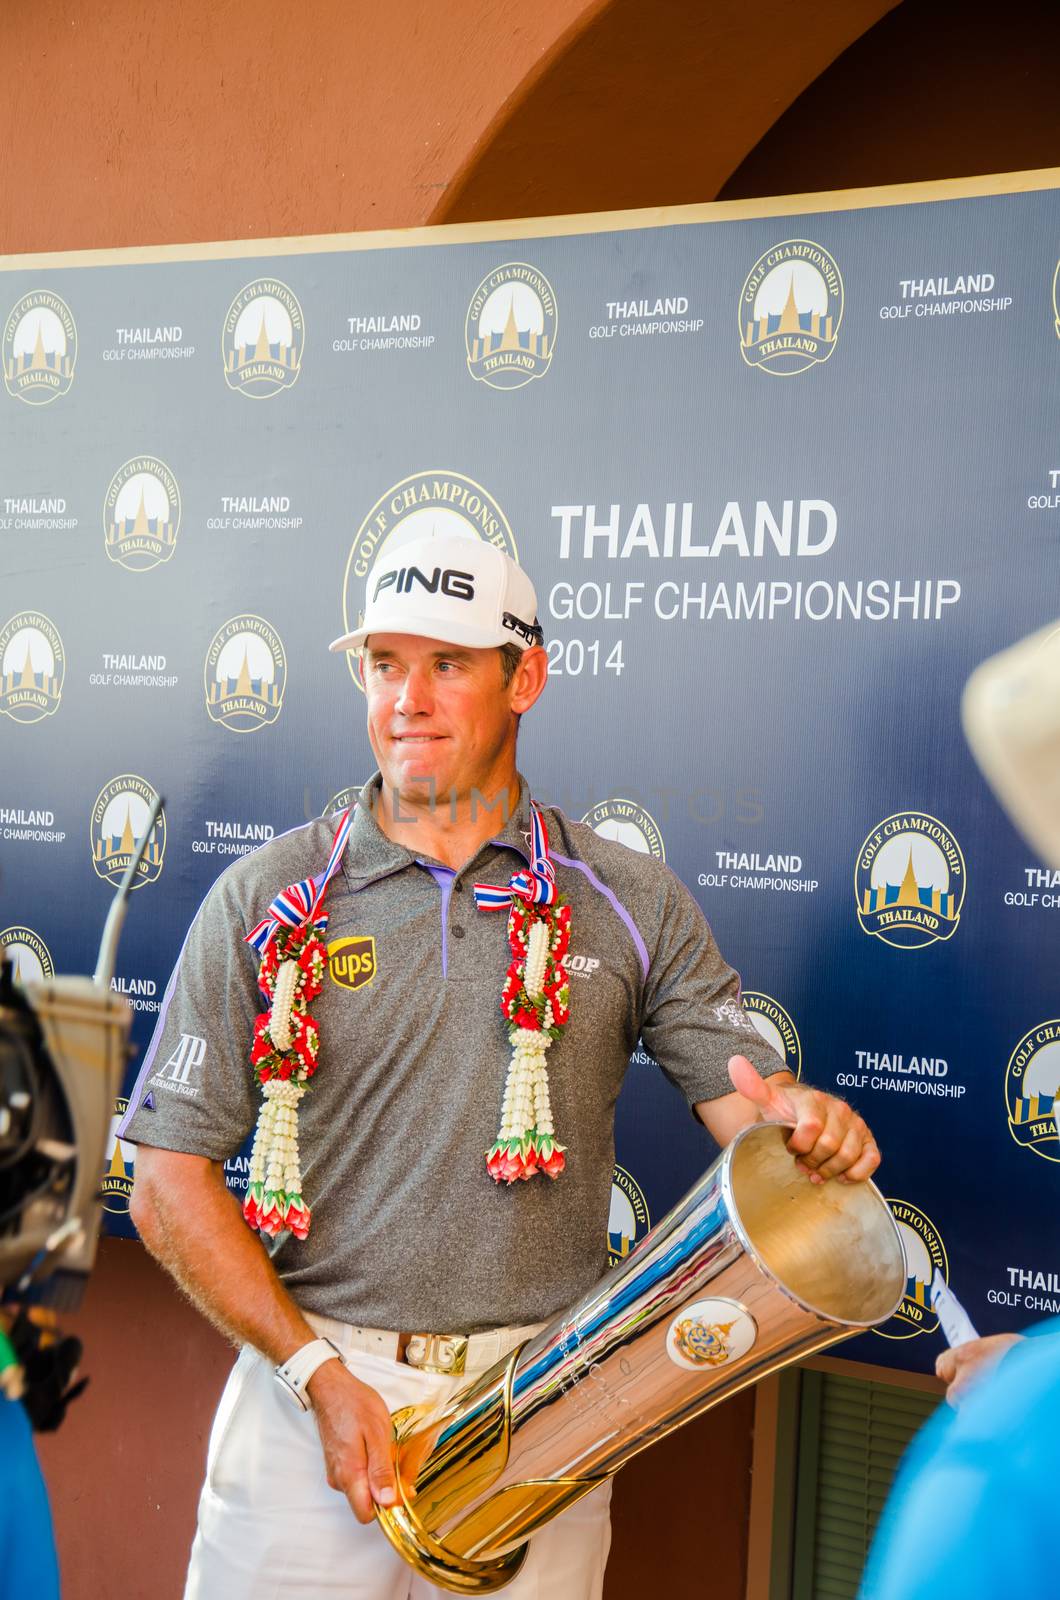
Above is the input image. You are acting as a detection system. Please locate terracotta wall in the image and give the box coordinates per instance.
[0,0,603,252]
[719,0,1060,201]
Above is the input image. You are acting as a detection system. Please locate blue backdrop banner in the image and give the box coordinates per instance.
[2,173,1058,1374]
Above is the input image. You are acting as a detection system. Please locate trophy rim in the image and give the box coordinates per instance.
[720,1121,906,1330]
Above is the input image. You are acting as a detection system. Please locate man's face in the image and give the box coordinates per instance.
[361,633,520,806]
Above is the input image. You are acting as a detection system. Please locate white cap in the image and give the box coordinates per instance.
[329,533,543,655]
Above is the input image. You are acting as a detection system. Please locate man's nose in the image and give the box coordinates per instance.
[395,666,433,715]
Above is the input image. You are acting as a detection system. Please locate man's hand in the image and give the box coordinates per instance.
[935,1333,1023,1408]
[724,1057,881,1182]
[306,1358,398,1523]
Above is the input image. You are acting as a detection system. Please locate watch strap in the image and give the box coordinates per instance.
[274,1337,342,1410]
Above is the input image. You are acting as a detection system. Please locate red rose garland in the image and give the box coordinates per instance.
[486,897,571,1182]
[244,922,328,1239]
[476,803,571,1184]
[241,805,354,1242]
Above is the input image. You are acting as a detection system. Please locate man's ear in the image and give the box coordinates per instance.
[510,645,548,715]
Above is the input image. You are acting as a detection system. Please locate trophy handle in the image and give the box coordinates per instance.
[376,1500,528,1594]
[378,1373,532,1593]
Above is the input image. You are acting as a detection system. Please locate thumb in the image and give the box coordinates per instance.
[727,1054,790,1119]
[366,1427,397,1507]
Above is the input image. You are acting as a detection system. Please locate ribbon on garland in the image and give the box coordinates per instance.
[473,805,557,912]
[474,804,570,1184]
[246,806,355,956]
[241,805,354,1240]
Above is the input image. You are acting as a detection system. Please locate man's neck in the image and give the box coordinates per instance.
[373,775,523,870]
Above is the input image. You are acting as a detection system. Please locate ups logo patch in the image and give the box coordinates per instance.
[328,936,377,991]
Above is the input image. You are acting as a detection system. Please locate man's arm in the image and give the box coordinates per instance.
[131,1146,398,1523]
[631,870,878,1182]
[695,1056,881,1183]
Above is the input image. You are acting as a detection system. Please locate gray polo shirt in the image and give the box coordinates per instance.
[120,776,784,1331]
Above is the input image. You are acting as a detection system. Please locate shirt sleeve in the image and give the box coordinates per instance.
[118,867,261,1160]
[639,871,787,1107]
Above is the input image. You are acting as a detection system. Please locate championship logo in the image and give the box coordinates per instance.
[739,240,843,376]
[608,1164,651,1265]
[0,611,64,724]
[465,263,557,390]
[1005,1020,1060,1163]
[855,812,965,950]
[582,798,665,860]
[90,775,166,890]
[341,470,518,690]
[3,290,76,404]
[101,1097,136,1215]
[874,1199,947,1340]
[222,278,304,398]
[204,614,286,733]
[103,456,182,572]
[0,926,54,984]
[328,936,377,992]
[666,1298,758,1370]
[742,992,802,1080]
[322,782,366,817]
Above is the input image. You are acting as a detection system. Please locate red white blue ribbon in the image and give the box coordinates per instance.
[474,804,556,911]
[245,807,354,955]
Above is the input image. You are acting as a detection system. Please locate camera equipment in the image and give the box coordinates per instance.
[0,799,161,1425]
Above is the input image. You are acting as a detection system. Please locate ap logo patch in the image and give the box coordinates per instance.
[152,1032,206,1098]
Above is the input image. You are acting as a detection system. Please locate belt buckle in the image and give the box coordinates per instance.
[404,1332,469,1376]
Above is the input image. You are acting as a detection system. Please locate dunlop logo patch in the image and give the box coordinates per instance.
[328,936,377,991]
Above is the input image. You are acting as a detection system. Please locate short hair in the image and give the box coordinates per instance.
[498,642,524,687]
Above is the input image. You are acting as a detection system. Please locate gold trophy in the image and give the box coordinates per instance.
[376,1122,905,1593]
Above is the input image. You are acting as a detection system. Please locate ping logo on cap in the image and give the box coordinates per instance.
[373,566,475,603]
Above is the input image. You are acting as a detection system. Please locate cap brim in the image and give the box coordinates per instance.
[328,615,521,654]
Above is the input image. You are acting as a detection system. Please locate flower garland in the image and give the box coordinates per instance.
[244,922,328,1238]
[486,898,571,1182]
[242,799,571,1235]
[476,804,571,1185]
[241,806,354,1241]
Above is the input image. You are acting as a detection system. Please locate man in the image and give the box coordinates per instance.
[862,1319,1060,1600]
[123,534,880,1599]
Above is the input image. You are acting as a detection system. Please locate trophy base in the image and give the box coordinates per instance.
[375,1502,528,1595]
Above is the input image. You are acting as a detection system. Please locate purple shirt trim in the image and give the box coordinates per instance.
[116,913,199,1138]
[418,861,455,978]
[551,851,650,979]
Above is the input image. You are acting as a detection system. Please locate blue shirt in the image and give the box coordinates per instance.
[0,1398,60,1600]
[861,1319,1060,1599]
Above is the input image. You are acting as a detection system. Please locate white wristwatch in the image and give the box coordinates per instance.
[273,1337,342,1411]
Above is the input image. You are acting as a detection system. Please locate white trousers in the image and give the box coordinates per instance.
[184,1326,613,1600]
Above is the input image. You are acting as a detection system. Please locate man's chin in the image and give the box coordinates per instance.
[385,759,454,804]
